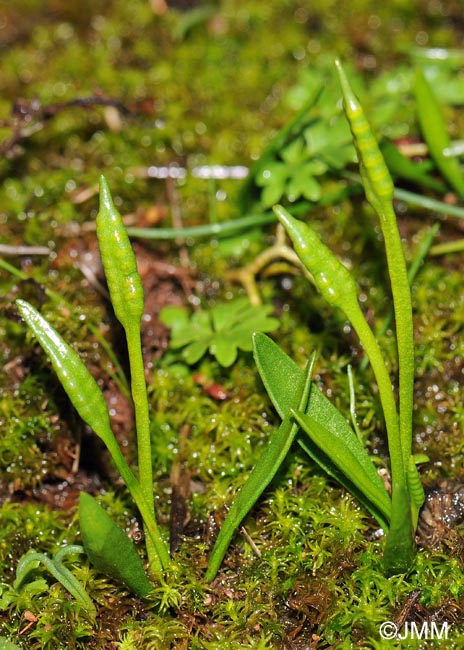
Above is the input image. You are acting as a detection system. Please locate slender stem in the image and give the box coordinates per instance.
[345,302,403,476]
[125,322,159,571]
[107,435,170,571]
[375,200,415,470]
[346,302,415,572]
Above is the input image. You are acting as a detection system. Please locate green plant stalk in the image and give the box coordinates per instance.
[336,61,415,472]
[275,202,415,573]
[336,61,416,572]
[360,223,439,371]
[15,298,170,573]
[126,323,156,542]
[97,177,157,570]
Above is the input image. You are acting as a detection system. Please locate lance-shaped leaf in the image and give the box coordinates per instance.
[79,493,152,597]
[253,333,391,527]
[292,409,391,525]
[415,68,464,198]
[205,353,314,582]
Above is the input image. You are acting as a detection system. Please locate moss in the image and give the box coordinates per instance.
[1,0,464,647]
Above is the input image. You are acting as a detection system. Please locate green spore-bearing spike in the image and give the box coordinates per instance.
[273,205,359,312]
[15,299,170,573]
[335,60,414,473]
[335,59,394,213]
[96,175,144,330]
[273,207,401,479]
[96,177,158,571]
[336,61,416,574]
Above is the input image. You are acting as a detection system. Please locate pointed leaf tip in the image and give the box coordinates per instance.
[334,60,358,112]
[99,175,114,211]
[273,204,294,229]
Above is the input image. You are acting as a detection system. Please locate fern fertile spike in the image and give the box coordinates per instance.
[97,176,144,330]
[274,205,359,312]
[16,299,113,442]
[335,60,394,208]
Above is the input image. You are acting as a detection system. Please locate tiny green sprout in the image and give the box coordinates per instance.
[160,297,279,367]
[14,546,95,616]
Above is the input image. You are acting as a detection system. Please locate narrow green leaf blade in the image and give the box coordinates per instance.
[79,493,152,597]
[293,410,391,524]
[205,354,315,582]
[254,332,352,431]
[253,333,390,524]
[415,68,464,198]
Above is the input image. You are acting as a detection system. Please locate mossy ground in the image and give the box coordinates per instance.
[1,1,464,648]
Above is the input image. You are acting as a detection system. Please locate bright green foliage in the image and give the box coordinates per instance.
[207,63,421,580]
[249,76,355,209]
[206,352,315,581]
[160,297,279,367]
[15,177,171,587]
[79,493,152,598]
[415,68,464,198]
[253,333,391,528]
[0,638,22,650]
[2,2,464,647]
